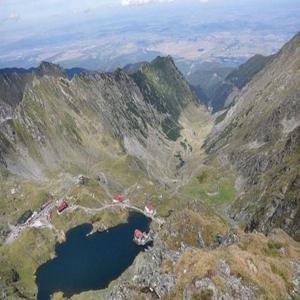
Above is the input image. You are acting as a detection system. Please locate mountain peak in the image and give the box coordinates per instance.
[35,61,65,78]
[150,55,176,69]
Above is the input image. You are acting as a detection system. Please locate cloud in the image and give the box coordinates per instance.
[120,0,209,6]
[83,8,91,14]
[72,8,91,15]
[121,0,175,6]
[8,12,21,22]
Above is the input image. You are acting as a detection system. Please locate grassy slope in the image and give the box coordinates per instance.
[1,48,299,300]
[132,56,197,141]
[171,228,300,299]
[205,33,300,238]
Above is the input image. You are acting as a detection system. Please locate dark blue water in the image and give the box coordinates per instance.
[36,212,150,300]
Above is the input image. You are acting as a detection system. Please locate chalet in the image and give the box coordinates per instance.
[113,194,124,203]
[134,229,144,240]
[133,229,153,246]
[57,200,68,214]
[145,203,156,215]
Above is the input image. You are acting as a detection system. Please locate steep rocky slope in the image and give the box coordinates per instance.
[0,72,33,122]
[59,35,300,300]
[0,56,214,299]
[190,54,273,112]
[0,57,210,182]
[0,63,86,122]
[226,54,274,90]
[71,205,300,300]
[186,62,234,107]
[0,34,299,300]
[206,32,300,240]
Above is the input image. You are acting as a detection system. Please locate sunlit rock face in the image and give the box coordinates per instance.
[205,32,300,239]
[0,56,210,182]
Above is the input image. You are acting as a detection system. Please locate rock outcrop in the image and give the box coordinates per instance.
[0,56,210,182]
[102,215,300,300]
[109,239,178,299]
[0,33,300,300]
[205,32,300,239]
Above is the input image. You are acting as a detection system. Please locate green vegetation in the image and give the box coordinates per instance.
[17,209,33,225]
[174,227,299,300]
[132,56,195,141]
[62,112,82,143]
[270,263,290,288]
[162,116,182,141]
[226,54,273,89]
[0,228,56,298]
[215,110,228,124]
[205,119,238,153]
[101,155,145,188]
[0,40,299,300]
[264,241,283,257]
[193,290,214,300]
[7,118,43,162]
[0,180,49,225]
[163,209,229,250]
[178,166,236,205]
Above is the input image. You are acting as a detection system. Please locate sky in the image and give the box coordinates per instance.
[1,0,296,38]
[0,0,299,69]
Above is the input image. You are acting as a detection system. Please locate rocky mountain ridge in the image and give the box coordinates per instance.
[206,32,300,240]
[0,63,89,122]
[0,55,214,300]
[0,33,299,300]
[0,56,210,182]
[189,54,273,112]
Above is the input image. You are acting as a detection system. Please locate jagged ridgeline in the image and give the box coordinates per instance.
[0,32,300,300]
[205,32,300,240]
[131,57,195,140]
[0,56,210,180]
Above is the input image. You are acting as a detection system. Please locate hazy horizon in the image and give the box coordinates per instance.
[1,0,300,70]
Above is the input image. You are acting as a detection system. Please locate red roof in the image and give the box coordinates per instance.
[134,229,144,239]
[113,194,124,202]
[146,203,154,211]
[57,200,68,213]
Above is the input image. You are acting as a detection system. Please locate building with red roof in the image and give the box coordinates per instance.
[145,203,155,215]
[134,229,144,240]
[113,194,124,203]
[57,200,68,214]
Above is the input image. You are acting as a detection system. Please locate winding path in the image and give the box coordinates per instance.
[68,202,165,225]
[5,200,164,245]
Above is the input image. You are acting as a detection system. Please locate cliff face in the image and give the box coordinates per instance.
[100,35,300,299]
[206,32,300,240]
[0,62,66,122]
[0,57,210,182]
[94,207,300,300]
[0,72,33,122]
[189,54,273,112]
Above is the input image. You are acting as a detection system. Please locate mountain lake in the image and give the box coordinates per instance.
[35,212,150,300]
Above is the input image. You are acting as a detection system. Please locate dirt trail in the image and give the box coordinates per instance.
[5,197,164,245]
[69,202,164,225]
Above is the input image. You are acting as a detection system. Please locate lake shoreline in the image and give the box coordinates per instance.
[35,212,151,300]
